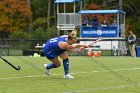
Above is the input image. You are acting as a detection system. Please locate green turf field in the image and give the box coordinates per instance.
[0,56,140,93]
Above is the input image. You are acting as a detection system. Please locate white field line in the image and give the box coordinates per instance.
[62,84,140,93]
[0,67,140,80]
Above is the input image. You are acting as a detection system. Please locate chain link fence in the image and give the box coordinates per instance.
[0,39,140,56]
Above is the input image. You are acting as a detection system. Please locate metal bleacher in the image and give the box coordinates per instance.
[55,0,127,56]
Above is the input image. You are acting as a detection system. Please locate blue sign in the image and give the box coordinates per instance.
[81,26,118,37]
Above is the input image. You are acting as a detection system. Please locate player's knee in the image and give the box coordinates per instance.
[57,64,61,67]
[55,63,61,68]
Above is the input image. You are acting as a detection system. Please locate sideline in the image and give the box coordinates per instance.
[0,67,140,80]
[62,84,140,93]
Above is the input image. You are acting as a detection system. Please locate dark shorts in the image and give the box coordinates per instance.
[45,51,65,60]
[45,53,57,59]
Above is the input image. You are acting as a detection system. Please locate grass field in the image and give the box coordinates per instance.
[0,56,140,93]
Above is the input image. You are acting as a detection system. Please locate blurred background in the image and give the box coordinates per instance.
[0,0,140,56]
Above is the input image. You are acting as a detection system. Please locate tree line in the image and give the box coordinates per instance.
[0,0,140,39]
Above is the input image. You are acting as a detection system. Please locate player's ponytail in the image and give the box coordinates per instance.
[71,30,77,36]
[68,30,77,40]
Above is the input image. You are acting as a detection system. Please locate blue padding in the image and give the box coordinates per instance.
[78,10,125,14]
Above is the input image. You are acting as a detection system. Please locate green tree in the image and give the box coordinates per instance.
[0,0,32,39]
[0,0,32,32]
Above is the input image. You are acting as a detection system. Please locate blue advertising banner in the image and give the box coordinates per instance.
[81,26,118,37]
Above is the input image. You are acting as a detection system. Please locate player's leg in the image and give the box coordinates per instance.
[129,45,133,56]
[44,57,61,75]
[47,57,61,68]
[132,44,136,57]
[59,52,74,79]
[59,52,69,75]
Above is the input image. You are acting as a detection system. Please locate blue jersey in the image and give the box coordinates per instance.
[43,36,67,59]
[128,34,136,45]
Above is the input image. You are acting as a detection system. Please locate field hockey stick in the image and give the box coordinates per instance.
[0,56,21,70]
[79,37,102,52]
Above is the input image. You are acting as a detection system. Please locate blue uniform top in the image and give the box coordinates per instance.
[128,34,136,45]
[43,36,67,59]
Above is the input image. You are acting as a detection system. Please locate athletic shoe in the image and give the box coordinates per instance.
[64,74,74,79]
[44,64,50,75]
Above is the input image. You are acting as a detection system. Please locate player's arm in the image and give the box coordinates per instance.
[59,42,89,49]
[66,48,79,53]
[69,43,88,49]
[78,38,102,52]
